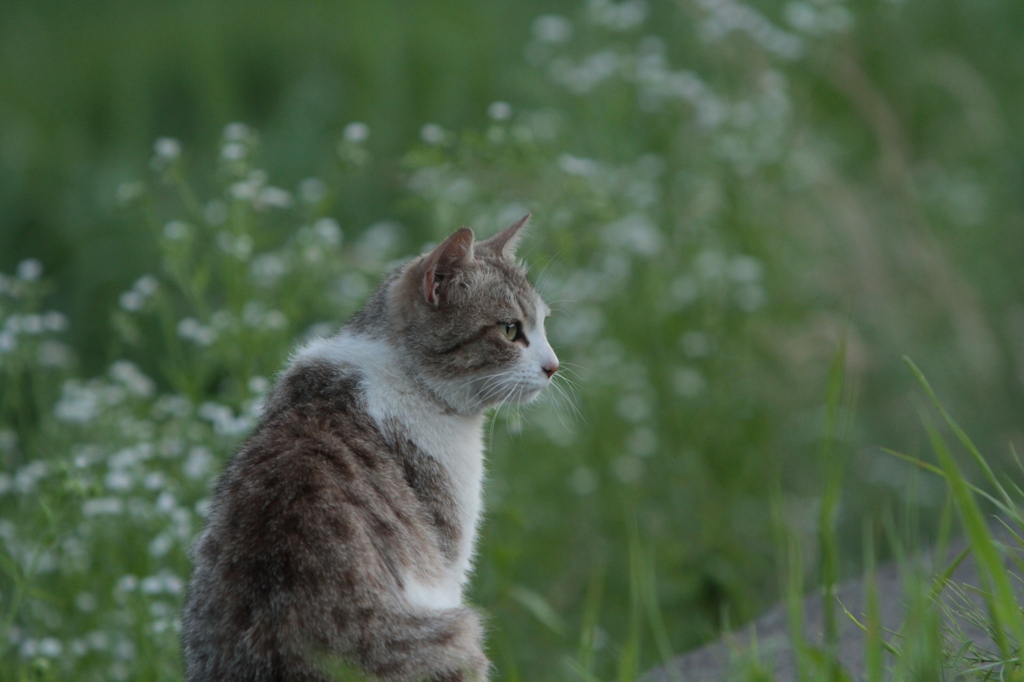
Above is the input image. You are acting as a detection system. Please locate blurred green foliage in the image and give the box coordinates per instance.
[2,0,1024,680]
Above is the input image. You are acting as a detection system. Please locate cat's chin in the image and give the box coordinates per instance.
[514,386,546,404]
[478,385,545,411]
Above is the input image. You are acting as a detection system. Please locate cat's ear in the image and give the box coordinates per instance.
[420,227,475,307]
[478,213,530,260]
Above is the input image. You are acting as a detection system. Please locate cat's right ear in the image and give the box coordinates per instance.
[418,227,475,307]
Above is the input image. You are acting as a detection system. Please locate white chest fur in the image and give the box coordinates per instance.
[295,334,486,609]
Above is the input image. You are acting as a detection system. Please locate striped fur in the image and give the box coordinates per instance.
[182,219,557,681]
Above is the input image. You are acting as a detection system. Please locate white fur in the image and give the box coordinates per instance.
[294,333,485,610]
[525,295,558,381]
[291,295,557,612]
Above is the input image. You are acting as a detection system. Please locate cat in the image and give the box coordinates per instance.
[181,215,559,682]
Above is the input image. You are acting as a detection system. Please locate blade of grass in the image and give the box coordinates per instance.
[618,518,644,682]
[562,655,604,682]
[772,491,809,682]
[921,411,1022,660]
[640,546,683,682]
[883,447,1007,512]
[576,564,606,678]
[904,357,1014,511]
[820,332,851,680]
[863,524,884,682]
[510,586,566,638]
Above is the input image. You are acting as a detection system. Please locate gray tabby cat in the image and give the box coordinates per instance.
[182,216,558,682]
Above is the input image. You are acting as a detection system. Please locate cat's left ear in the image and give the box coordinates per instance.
[478,213,530,260]
[419,227,475,307]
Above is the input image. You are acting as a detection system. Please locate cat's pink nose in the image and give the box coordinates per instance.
[542,362,559,379]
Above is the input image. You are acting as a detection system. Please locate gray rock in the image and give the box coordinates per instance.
[646,529,1022,681]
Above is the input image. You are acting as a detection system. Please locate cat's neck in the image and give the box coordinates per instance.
[293,330,487,588]
[295,329,481,418]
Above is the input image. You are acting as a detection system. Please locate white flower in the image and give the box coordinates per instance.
[134,275,158,296]
[223,122,251,142]
[532,15,573,43]
[143,472,165,490]
[250,253,289,288]
[694,250,726,279]
[163,220,192,241]
[119,290,144,312]
[156,491,177,513]
[616,393,652,423]
[729,255,763,283]
[38,638,62,658]
[263,310,287,330]
[627,427,658,457]
[248,376,270,394]
[109,360,155,397]
[673,366,707,398]
[75,592,97,613]
[83,497,124,517]
[668,275,699,308]
[149,534,172,558]
[487,101,513,121]
[587,0,649,31]
[183,446,213,480]
[104,470,133,492]
[258,186,293,209]
[313,217,343,246]
[612,455,643,482]
[343,122,370,143]
[217,231,254,260]
[37,340,71,367]
[115,574,138,593]
[153,137,181,161]
[220,141,247,161]
[558,154,598,176]
[356,221,403,261]
[205,200,229,226]
[14,460,47,494]
[55,381,101,423]
[734,283,766,312]
[568,466,599,496]
[116,181,145,204]
[680,330,713,358]
[420,123,445,145]
[198,402,252,436]
[601,214,663,257]
[177,318,217,346]
[299,177,328,204]
[42,311,68,332]
[16,259,42,281]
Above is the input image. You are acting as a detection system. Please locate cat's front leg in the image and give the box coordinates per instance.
[427,606,490,682]
[348,604,489,682]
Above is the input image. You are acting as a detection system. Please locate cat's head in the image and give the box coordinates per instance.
[390,215,559,414]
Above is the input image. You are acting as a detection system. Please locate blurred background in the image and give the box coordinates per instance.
[2,0,1024,680]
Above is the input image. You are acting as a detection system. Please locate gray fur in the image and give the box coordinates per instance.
[182,219,557,682]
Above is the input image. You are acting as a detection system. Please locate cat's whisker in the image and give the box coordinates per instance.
[476,373,520,409]
[455,369,521,412]
[546,387,576,434]
[548,377,584,428]
[507,384,529,438]
[489,381,519,442]
[552,372,581,391]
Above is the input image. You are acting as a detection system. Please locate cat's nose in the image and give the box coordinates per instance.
[542,362,559,379]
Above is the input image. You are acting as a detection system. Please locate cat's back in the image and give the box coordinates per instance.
[182,355,438,681]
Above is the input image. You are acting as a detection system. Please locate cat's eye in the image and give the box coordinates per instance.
[501,322,521,342]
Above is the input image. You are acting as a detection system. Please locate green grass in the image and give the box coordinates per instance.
[2,0,1024,680]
